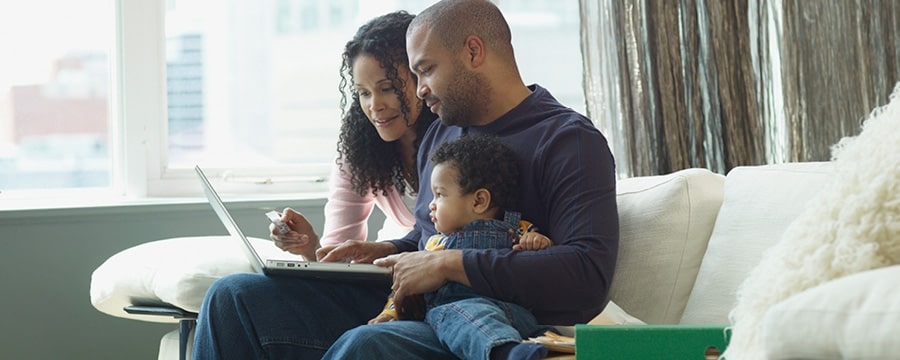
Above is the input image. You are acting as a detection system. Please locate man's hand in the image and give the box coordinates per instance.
[270,208,320,261]
[317,240,398,264]
[373,250,467,314]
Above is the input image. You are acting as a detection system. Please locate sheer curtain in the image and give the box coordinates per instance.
[581,0,900,178]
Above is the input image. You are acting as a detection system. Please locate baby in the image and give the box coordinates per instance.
[370,134,554,360]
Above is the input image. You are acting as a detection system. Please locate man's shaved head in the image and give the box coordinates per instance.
[408,0,514,59]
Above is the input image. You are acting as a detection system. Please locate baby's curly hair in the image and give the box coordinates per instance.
[338,11,438,196]
[430,134,520,213]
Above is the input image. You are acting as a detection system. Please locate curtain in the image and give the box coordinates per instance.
[581,0,900,178]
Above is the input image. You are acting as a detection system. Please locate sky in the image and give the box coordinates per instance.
[0,0,409,96]
[0,0,112,95]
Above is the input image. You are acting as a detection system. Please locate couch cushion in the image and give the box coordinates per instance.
[679,162,834,324]
[90,236,296,322]
[762,265,900,359]
[608,168,725,324]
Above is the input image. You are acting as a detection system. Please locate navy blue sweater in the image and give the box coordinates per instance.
[387,84,619,325]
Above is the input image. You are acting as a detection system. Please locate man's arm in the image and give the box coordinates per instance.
[385,226,421,253]
[464,121,619,325]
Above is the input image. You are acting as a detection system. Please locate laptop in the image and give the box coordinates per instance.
[195,165,392,284]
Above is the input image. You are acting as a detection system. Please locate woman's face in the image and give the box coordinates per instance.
[352,54,422,143]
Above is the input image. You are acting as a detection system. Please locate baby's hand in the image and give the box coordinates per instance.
[367,313,397,325]
[514,232,553,251]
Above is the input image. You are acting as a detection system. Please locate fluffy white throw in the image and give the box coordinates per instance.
[722,84,900,359]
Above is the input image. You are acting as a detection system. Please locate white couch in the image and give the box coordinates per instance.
[90,161,900,359]
[610,161,836,326]
[607,160,899,359]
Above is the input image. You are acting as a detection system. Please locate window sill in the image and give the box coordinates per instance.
[0,192,329,219]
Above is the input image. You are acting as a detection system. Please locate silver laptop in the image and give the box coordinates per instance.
[195,165,392,283]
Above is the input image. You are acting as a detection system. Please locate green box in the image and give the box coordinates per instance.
[575,324,730,360]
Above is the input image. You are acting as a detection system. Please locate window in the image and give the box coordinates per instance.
[0,0,585,201]
[0,0,113,192]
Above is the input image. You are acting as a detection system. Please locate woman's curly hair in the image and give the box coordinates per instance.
[430,134,520,214]
[338,11,437,196]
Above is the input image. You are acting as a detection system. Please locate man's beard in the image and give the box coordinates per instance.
[438,63,491,127]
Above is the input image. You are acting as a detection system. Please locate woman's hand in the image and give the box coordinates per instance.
[316,240,398,264]
[270,208,320,261]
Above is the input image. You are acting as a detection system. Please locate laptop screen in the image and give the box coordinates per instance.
[195,165,266,273]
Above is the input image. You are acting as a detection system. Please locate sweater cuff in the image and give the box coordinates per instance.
[386,238,418,253]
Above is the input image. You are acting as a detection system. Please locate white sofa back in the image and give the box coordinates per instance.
[680,161,835,324]
[609,168,725,324]
[608,162,835,325]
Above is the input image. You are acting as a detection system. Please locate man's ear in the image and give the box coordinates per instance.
[472,188,492,214]
[463,35,486,68]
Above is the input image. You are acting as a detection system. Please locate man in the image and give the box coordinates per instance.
[193,1,618,359]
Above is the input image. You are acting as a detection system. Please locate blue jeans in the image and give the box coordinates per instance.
[326,293,547,360]
[418,211,551,360]
[425,283,550,360]
[194,274,475,359]
[193,213,546,359]
[194,275,547,360]
[193,273,395,359]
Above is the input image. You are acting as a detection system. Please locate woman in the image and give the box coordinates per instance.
[271,11,437,261]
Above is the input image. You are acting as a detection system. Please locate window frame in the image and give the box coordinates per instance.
[118,0,331,198]
[1,0,585,204]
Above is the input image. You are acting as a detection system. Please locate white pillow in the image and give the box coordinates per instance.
[609,168,725,324]
[679,162,834,324]
[591,300,646,325]
[762,265,900,359]
[553,300,645,337]
[90,236,294,322]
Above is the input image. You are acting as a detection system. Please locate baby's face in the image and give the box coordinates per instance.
[428,163,477,234]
